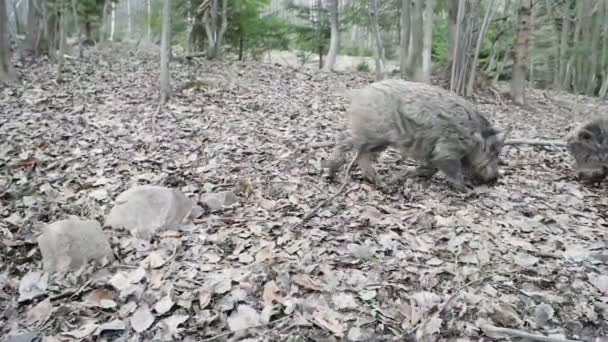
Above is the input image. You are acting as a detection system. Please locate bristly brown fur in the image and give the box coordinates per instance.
[566,116,608,181]
[324,79,508,192]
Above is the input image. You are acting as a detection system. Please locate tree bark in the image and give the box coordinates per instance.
[70,0,83,58]
[324,0,339,71]
[109,1,116,41]
[26,0,46,56]
[466,0,494,96]
[368,0,385,80]
[56,0,66,82]
[510,0,532,105]
[420,0,435,83]
[0,0,14,80]
[160,0,172,104]
[399,0,411,78]
[408,0,423,79]
[147,0,152,41]
[204,0,228,59]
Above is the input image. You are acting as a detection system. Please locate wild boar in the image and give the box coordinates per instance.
[566,116,608,182]
[323,79,508,192]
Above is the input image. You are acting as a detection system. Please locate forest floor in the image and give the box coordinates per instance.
[1,45,608,342]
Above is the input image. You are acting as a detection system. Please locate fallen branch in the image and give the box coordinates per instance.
[505,139,567,147]
[200,315,292,342]
[479,324,581,342]
[289,153,358,230]
[174,51,207,61]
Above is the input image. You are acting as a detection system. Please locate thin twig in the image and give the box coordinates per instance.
[405,275,494,336]
[200,315,292,342]
[479,324,581,342]
[505,139,567,147]
[151,102,162,138]
[289,153,358,230]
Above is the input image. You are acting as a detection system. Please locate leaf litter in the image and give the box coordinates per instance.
[1,45,608,341]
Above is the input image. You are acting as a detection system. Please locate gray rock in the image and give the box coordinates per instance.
[37,219,114,275]
[106,185,200,238]
[200,191,238,212]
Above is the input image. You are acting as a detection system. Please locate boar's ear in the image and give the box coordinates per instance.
[485,128,507,147]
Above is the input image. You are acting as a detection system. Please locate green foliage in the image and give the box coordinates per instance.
[226,0,291,59]
[356,60,370,72]
[286,1,331,56]
[431,14,449,65]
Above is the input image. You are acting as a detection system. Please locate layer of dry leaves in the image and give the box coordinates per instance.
[1,45,608,341]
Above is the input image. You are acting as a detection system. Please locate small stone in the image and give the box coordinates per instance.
[106,185,201,239]
[200,191,238,212]
[37,219,114,275]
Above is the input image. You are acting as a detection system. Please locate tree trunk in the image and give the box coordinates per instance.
[147,0,152,41]
[324,0,339,71]
[160,0,172,104]
[368,0,385,80]
[447,0,458,67]
[127,0,132,39]
[586,3,601,95]
[420,0,435,83]
[56,0,66,82]
[0,0,14,81]
[558,12,570,90]
[399,0,411,78]
[70,0,83,58]
[109,1,116,41]
[204,0,228,60]
[510,0,532,105]
[408,0,423,79]
[466,0,494,96]
[26,0,46,56]
[100,0,109,41]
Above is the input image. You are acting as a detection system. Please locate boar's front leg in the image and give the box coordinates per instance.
[433,159,467,192]
[356,151,382,186]
[430,143,467,192]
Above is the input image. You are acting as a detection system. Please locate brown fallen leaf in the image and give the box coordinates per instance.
[227,304,261,332]
[198,289,213,309]
[154,295,175,315]
[313,308,345,338]
[263,280,284,305]
[83,289,117,309]
[130,303,155,333]
[26,298,52,327]
[292,274,322,291]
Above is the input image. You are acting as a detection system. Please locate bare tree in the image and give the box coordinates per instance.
[466,0,494,96]
[0,0,14,80]
[511,0,533,105]
[160,0,172,104]
[70,0,83,58]
[449,0,481,95]
[420,0,435,83]
[56,0,67,82]
[26,0,47,56]
[324,0,339,71]
[407,0,423,79]
[368,0,385,80]
[147,0,152,41]
[109,0,116,41]
[202,0,228,59]
[127,0,132,39]
[399,0,411,78]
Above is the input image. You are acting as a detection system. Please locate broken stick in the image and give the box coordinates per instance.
[289,153,358,230]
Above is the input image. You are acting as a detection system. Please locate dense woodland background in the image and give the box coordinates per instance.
[3,1,608,341]
[3,0,608,102]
